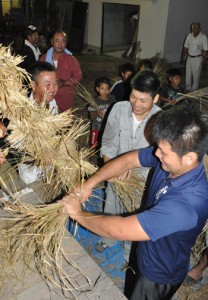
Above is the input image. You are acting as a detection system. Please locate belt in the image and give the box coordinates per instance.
[188,54,201,58]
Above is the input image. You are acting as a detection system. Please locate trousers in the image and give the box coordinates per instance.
[130,270,182,300]
[186,55,202,91]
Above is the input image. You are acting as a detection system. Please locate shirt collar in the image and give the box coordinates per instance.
[168,161,205,188]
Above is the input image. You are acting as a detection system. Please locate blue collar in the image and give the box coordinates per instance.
[166,161,204,188]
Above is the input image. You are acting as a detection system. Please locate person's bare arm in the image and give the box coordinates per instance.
[0,122,7,138]
[0,151,6,166]
[181,47,188,64]
[159,96,176,104]
[103,155,110,164]
[89,111,99,121]
[60,193,150,241]
[202,50,208,64]
[102,155,132,181]
[75,150,142,202]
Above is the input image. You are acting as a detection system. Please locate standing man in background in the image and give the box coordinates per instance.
[21,25,41,72]
[182,22,208,91]
[40,30,82,112]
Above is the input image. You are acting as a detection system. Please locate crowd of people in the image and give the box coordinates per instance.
[0,21,208,300]
[19,25,82,111]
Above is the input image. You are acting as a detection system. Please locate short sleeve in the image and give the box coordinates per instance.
[137,194,198,241]
[139,146,158,168]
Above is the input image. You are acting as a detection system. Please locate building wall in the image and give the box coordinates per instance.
[164,0,208,63]
[83,0,170,59]
[1,0,20,15]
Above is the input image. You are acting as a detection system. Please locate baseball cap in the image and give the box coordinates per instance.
[25,25,38,37]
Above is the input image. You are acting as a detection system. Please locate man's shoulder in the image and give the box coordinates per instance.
[185,33,193,42]
[111,79,123,90]
[152,103,161,114]
[113,100,131,111]
[199,31,207,37]
[39,53,46,61]
[60,52,77,61]
[22,44,33,55]
[163,83,175,92]
[200,32,208,41]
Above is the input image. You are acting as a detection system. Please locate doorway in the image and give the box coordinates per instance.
[101,2,140,59]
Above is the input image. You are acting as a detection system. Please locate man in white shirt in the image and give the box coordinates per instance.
[182,22,208,91]
[19,62,59,184]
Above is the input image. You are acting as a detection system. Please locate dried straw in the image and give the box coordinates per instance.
[0,45,98,296]
[0,45,97,200]
[151,52,171,86]
[0,197,94,298]
[112,172,146,212]
[177,281,208,300]
[0,44,145,296]
[0,45,155,298]
[74,80,99,111]
[174,87,208,115]
[188,283,208,300]
[190,154,208,261]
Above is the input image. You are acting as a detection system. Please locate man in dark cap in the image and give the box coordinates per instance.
[20,25,41,72]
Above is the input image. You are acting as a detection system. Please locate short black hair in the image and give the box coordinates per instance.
[94,77,112,92]
[152,102,208,161]
[131,70,160,98]
[138,59,153,71]
[30,61,56,82]
[119,63,134,77]
[167,68,182,78]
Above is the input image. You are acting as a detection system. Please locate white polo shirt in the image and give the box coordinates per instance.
[184,32,208,56]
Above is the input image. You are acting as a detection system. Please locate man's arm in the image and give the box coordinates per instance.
[0,122,6,138]
[60,192,150,241]
[181,47,188,64]
[202,35,208,63]
[159,95,176,104]
[76,150,142,202]
[0,151,6,166]
[102,155,110,163]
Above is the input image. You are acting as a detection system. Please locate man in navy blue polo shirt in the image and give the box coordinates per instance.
[61,104,208,300]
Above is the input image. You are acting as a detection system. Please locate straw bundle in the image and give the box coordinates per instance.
[151,52,171,86]
[0,45,97,200]
[190,154,208,262]
[0,45,97,296]
[112,172,146,212]
[0,45,145,296]
[0,43,144,210]
[177,280,208,300]
[0,198,94,297]
[204,154,208,177]
[74,80,100,111]
[176,87,208,113]
[188,283,208,300]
